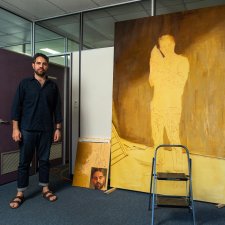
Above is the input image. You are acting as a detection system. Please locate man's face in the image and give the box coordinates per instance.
[158,35,175,55]
[91,171,106,190]
[32,56,48,77]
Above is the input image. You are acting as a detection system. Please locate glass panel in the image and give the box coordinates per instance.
[83,0,225,49]
[49,55,66,66]
[36,14,80,54]
[0,8,31,55]
[68,39,79,52]
[83,0,151,49]
[3,43,31,56]
[1,0,224,55]
[35,25,65,56]
[105,0,150,21]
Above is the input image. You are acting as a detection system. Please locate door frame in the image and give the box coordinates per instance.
[47,53,73,168]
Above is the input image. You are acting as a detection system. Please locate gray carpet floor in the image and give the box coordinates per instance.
[0,166,224,225]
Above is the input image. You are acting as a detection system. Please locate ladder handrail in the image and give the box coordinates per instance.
[153,144,191,178]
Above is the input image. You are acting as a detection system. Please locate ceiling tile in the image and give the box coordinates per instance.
[93,0,135,6]
[158,0,184,6]
[47,0,97,13]
[105,2,143,16]
[0,0,65,20]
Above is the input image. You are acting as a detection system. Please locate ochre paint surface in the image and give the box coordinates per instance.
[111,5,225,203]
[73,141,110,190]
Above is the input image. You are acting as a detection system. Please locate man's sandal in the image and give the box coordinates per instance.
[42,191,57,202]
[9,195,24,209]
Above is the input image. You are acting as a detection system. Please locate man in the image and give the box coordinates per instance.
[149,34,189,171]
[10,53,62,208]
[149,34,189,147]
[90,168,106,190]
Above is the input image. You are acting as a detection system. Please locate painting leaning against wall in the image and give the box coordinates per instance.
[110,5,225,203]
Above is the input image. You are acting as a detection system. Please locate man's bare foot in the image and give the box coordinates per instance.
[9,192,24,209]
[42,187,57,202]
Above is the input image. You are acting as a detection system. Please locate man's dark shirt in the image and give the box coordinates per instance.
[11,77,62,131]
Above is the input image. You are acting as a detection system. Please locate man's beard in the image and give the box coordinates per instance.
[94,182,104,190]
[34,69,46,77]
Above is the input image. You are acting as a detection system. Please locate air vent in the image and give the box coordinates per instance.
[50,143,62,160]
[1,150,19,175]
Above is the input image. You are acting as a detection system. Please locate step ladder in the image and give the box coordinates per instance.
[149,144,196,225]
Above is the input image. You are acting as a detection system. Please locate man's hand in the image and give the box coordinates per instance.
[12,128,22,142]
[53,129,61,142]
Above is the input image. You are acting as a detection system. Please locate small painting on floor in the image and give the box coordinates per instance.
[72,140,110,191]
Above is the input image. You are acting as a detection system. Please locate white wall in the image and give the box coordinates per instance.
[71,47,114,172]
[80,47,114,139]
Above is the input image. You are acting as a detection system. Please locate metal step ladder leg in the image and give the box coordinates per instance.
[149,158,155,210]
[149,144,197,225]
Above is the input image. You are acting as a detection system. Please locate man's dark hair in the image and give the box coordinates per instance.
[33,53,49,63]
[91,167,105,178]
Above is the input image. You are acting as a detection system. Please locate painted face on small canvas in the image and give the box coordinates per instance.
[91,171,106,190]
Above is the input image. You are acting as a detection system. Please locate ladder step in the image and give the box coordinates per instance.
[156,195,189,207]
[157,172,188,181]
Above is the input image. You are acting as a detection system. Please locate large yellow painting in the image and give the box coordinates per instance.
[111,5,225,203]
